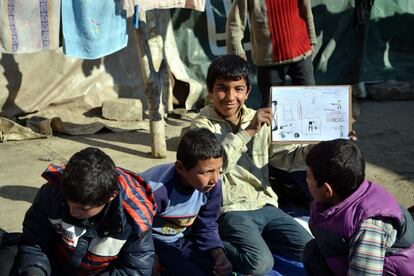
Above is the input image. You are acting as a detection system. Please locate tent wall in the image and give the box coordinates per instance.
[1,0,413,122]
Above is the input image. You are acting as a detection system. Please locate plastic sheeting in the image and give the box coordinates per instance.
[1,0,414,139]
[170,0,414,103]
[0,117,45,141]
[312,0,414,84]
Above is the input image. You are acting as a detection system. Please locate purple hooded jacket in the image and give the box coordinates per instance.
[309,180,414,276]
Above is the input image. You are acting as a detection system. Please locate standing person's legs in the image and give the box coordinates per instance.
[288,55,315,85]
[302,239,333,276]
[257,65,288,107]
[154,238,207,276]
[261,205,312,261]
[218,210,274,275]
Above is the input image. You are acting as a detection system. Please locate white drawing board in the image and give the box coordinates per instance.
[271,85,352,143]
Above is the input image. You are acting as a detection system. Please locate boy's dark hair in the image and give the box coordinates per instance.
[306,139,365,199]
[177,128,223,170]
[206,54,251,92]
[62,147,118,206]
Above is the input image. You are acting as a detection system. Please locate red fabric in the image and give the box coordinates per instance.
[265,0,311,61]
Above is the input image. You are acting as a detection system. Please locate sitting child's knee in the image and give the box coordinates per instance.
[243,251,274,275]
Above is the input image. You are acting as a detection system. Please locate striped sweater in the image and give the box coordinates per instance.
[226,0,316,66]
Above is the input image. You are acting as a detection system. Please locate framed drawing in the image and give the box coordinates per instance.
[271,85,352,143]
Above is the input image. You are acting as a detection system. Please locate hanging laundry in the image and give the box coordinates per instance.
[133,5,140,29]
[121,0,137,18]
[140,0,206,12]
[62,0,128,59]
[0,0,61,54]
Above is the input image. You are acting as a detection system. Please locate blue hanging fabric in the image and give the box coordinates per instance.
[61,0,128,59]
[133,4,139,29]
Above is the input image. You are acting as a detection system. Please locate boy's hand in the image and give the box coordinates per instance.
[349,129,357,141]
[245,107,272,137]
[211,248,232,276]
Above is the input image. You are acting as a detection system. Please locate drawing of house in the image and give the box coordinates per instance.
[302,112,321,135]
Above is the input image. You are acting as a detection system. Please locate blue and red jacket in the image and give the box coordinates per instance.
[310,180,414,276]
[14,164,157,276]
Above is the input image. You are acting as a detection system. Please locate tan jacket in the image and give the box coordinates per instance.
[191,105,278,213]
[226,0,316,66]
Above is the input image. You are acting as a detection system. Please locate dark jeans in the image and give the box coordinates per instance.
[0,230,21,276]
[302,239,334,276]
[257,55,315,107]
[154,238,215,276]
[0,245,17,276]
[218,205,312,275]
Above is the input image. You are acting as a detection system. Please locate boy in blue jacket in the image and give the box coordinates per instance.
[140,128,232,276]
[13,147,156,276]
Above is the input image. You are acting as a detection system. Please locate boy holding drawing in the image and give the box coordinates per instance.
[190,54,312,275]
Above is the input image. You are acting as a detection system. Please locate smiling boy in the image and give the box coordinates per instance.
[190,54,312,275]
[139,128,232,276]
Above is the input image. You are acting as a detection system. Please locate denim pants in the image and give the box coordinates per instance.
[257,55,315,107]
[218,205,312,275]
[154,237,215,276]
[0,245,17,276]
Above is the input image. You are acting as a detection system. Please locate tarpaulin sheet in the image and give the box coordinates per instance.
[1,0,413,139]
[0,117,46,141]
[170,0,414,103]
[311,0,414,84]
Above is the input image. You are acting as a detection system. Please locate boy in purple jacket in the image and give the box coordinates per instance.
[303,139,414,275]
[139,128,232,276]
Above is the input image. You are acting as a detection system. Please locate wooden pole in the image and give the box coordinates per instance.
[134,9,170,158]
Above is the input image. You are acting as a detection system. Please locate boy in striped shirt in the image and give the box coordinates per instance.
[303,139,414,275]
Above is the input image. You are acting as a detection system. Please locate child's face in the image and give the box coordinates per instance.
[306,167,327,203]
[210,77,250,123]
[178,157,223,193]
[66,200,106,220]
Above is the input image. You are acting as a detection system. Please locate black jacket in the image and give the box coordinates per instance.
[14,165,156,276]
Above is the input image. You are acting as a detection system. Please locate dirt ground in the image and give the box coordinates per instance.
[1,100,414,233]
